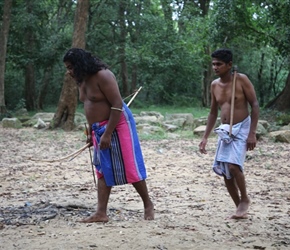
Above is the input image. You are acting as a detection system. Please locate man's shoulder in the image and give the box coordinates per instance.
[95,69,115,78]
[211,78,221,85]
[237,72,249,80]
[94,69,117,85]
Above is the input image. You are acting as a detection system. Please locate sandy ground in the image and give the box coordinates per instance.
[0,127,290,250]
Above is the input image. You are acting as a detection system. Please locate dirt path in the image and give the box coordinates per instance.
[0,127,289,250]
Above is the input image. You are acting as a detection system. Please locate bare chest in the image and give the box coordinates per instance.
[79,80,105,102]
[214,82,244,106]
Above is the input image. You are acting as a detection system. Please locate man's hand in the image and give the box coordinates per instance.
[199,138,208,154]
[99,133,112,150]
[246,133,257,151]
[86,135,93,147]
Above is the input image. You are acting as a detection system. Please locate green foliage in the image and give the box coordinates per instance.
[2,0,290,111]
[14,98,26,111]
[275,113,290,126]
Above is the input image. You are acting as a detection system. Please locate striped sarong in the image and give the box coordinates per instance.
[213,116,251,179]
[91,103,147,186]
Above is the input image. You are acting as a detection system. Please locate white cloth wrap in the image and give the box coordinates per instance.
[213,116,251,179]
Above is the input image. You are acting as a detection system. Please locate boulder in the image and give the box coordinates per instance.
[23,112,55,127]
[136,124,165,136]
[134,115,162,126]
[165,113,194,128]
[258,120,271,131]
[268,130,290,143]
[193,125,207,137]
[139,111,164,120]
[162,123,179,132]
[32,112,55,122]
[33,118,47,129]
[2,118,22,129]
[256,122,267,139]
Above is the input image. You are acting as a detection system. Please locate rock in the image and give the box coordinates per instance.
[280,125,290,131]
[258,120,271,131]
[165,113,194,128]
[193,125,207,136]
[192,117,221,130]
[139,111,164,119]
[256,122,267,139]
[23,112,55,127]
[134,116,162,126]
[192,117,207,129]
[32,113,55,122]
[34,118,47,129]
[136,124,165,135]
[162,123,179,132]
[2,118,22,129]
[193,125,218,137]
[268,130,290,143]
[167,118,187,128]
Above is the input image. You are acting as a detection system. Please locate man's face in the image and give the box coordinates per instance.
[212,58,232,76]
[64,62,74,78]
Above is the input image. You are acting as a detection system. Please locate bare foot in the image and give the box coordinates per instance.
[79,212,109,223]
[235,198,250,217]
[229,214,248,220]
[144,202,154,220]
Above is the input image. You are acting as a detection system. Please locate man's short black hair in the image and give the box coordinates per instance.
[211,48,233,64]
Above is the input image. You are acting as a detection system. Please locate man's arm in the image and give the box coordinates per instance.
[97,70,123,149]
[241,74,259,150]
[199,83,219,154]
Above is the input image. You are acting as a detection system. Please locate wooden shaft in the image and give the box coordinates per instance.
[127,86,142,107]
[229,68,238,136]
[28,143,90,162]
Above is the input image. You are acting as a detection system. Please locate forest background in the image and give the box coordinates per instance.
[0,0,290,130]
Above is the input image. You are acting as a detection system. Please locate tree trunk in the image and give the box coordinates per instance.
[202,46,213,107]
[160,0,174,31]
[118,0,129,97]
[131,64,137,93]
[24,1,36,111]
[37,66,52,110]
[200,0,211,107]
[24,62,35,110]
[257,53,265,107]
[0,0,13,115]
[52,0,89,131]
[265,71,290,111]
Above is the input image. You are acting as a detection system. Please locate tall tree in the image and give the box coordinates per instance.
[52,0,89,131]
[23,0,36,110]
[198,0,212,107]
[266,72,290,111]
[118,0,129,97]
[0,0,13,115]
[262,1,290,110]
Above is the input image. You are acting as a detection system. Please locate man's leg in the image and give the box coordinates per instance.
[80,177,111,223]
[132,180,154,220]
[228,164,250,218]
[223,176,240,207]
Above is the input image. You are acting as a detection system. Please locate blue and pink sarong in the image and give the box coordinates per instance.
[91,103,147,186]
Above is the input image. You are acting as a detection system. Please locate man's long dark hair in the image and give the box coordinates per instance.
[63,48,108,83]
